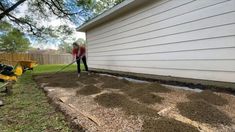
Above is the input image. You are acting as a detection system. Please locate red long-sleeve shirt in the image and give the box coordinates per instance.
[72,47,86,58]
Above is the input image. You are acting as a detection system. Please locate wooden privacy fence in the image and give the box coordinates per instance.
[0,53,73,65]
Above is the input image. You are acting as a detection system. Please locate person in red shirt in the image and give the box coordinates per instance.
[72,42,88,77]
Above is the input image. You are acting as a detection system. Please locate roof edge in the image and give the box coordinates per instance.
[76,0,145,32]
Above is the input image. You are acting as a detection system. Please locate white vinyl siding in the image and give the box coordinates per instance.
[86,0,235,83]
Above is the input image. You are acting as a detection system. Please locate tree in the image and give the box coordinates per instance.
[0,0,89,38]
[0,28,30,52]
[77,0,125,18]
[58,38,86,53]
[58,42,72,53]
[0,21,11,31]
[93,0,125,15]
[76,38,86,45]
[0,0,125,49]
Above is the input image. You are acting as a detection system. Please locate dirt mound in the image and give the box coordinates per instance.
[187,90,228,106]
[94,93,126,108]
[94,93,159,117]
[77,85,101,96]
[142,117,199,132]
[124,99,160,117]
[99,76,129,90]
[177,100,232,126]
[126,88,163,104]
[125,82,169,104]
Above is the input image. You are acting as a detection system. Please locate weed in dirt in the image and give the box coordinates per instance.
[142,117,199,132]
[187,90,228,106]
[94,93,159,117]
[177,100,232,126]
[77,85,101,96]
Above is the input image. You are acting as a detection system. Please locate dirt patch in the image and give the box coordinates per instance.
[126,88,163,104]
[187,90,228,106]
[177,100,232,126]
[137,93,163,104]
[78,74,100,84]
[34,72,101,88]
[124,82,170,104]
[33,72,80,88]
[142,117,199,132]
[126,82,149,89]
[94,93,159,117]
[99,76,129,90]
[145,82,172,93]
[94,93,126,108]
[77,85,101,96]
[126,82,171,93]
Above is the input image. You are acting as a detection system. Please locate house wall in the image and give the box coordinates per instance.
[86,0,235,83]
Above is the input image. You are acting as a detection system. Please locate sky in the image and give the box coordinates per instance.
[14,0,86,50]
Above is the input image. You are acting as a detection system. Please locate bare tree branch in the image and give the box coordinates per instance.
[0,0,92,38]
[0,2,5,10]
[0,0,27,20]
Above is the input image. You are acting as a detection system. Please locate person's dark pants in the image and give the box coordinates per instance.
[76,56,88,73]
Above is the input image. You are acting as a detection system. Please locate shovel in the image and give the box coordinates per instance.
[48,55,84,77]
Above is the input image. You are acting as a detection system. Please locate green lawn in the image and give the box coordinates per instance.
[33,64,78,74]
[0,64,83,131]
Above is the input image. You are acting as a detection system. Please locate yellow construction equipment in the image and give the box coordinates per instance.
[18,60,37,71]
[0,60,37,82]
[0,60,37,106]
